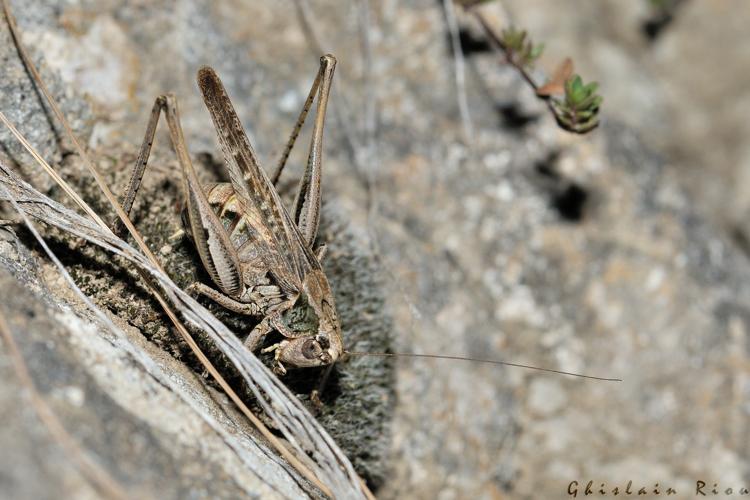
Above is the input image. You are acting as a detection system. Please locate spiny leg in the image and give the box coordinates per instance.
[291,54,336,247]
[270,55,336,248]
[113,94,244,301]
[187,282,261,315]
[111,98,162,238]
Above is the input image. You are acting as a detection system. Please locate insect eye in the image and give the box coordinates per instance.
[301,339,322,359]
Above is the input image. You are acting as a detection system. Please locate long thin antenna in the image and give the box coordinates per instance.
[345,351,622,382]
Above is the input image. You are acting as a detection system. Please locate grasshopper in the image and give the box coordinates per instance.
[0,0,617,385]
[3,35,619,385]
[113,55,342,377]
[110,54,620,385]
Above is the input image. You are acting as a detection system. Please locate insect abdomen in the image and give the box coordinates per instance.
[204,183,256,259]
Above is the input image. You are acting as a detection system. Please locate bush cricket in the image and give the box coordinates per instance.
[1,4,618,387]
[112,55,343,382]
[111,57,620,387]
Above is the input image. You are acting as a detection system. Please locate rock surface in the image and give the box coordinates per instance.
[499,0,750,248]
[1,0,749,499]
[0,229,313,499]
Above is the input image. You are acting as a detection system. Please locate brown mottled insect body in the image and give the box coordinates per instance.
[116,56,342,377]
[108,52,616,385]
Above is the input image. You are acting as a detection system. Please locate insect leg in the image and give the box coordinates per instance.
[187,282,261,315]
[247,308,293,356]
[310,363,335,408]
[111,98,165,238]
[160,95,244,298]
[271,56,326,185]
[245,316,275,351]
[114,95,244,298]
[291,55,336,247]
[261,337,291,375]
[187,282,295,354]
[315,243,327,262]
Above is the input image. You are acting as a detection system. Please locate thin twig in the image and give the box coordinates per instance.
[0,111,107,228]
[292,0,370,189]
[465,7,558,120]
[354,0,380,236]
[293,0,376,220]
[358,0,377,154]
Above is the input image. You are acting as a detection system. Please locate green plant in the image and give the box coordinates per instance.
[551,75,603,133]
[499,26,544,67]
[460,2,603,134]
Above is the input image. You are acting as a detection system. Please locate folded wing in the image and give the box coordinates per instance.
[196,66,320,293]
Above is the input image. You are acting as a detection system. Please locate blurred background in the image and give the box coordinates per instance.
[1,0,749,498]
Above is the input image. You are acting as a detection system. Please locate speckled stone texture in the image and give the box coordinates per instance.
[1,0,749,499]
[0,230,313,499]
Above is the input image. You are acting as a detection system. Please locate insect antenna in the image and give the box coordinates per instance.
[344,350,621,382]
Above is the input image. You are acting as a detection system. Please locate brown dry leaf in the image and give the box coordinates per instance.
[537,57,574,96]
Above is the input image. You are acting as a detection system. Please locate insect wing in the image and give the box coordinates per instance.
[197,67,320,291]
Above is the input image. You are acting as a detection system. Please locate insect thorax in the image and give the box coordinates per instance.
[279,292,320,335]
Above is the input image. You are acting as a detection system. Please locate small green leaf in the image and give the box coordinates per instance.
[578,93,603,110]
[583,81,599,96]
[571,75,583,91]
[570,90,586,106]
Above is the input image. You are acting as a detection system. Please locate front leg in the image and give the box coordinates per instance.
[262,339,290,376]
[186,290,275,354]
[187,282,262,315]
[248,309,297,363]
[310,363,335,409]
[189,282,296,355]
[245,314,275,351]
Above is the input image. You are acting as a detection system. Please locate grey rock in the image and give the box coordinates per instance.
[500,0,750,247]
[0,230,312,499]
[0,1,91,191]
